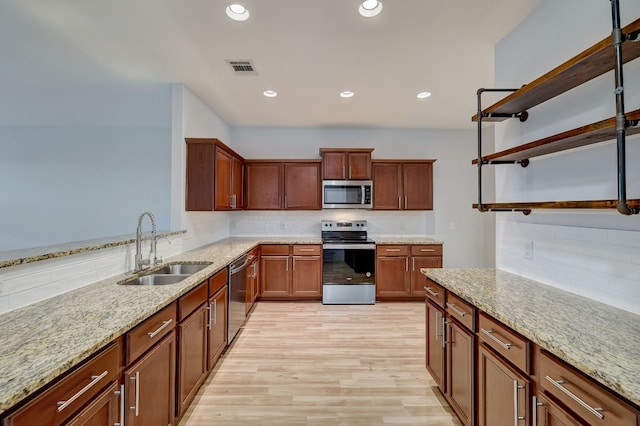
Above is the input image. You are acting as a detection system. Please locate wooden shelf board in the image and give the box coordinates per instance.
[472,199,640,210]
[471,18,640,122]
[472,109,640,164]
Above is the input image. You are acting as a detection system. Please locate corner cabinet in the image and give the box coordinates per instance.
[185,138,244,211]
[372,160,435,210]
[473,6,640,215]
[244,161,321,210]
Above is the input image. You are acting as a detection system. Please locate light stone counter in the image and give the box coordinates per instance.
[0,237,320,414]
[422,268,640,407]
[372,236,443,245]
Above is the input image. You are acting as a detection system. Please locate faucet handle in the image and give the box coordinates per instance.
[152,256,163,265]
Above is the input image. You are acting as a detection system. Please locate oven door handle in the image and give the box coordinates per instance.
[322,244,376,250]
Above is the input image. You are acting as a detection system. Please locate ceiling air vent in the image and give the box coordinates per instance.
[225,59,257,75]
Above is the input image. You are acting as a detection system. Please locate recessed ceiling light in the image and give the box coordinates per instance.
[340,91,355,98]
[225,3,250,21]
[263,90,278,98]
[416,91,432,99]
[359,0,383,17]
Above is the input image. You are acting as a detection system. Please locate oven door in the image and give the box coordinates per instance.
[322,243,376,304]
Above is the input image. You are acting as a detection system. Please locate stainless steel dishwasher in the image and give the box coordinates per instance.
[228,254,248,343]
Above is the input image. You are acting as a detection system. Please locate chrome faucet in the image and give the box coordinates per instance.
[134,211,162,272]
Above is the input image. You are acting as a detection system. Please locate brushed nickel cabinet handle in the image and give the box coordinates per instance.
[532,396,543,426]
[446,302,467,317]
[424,287,439,297]
[299,248,315,252]
[513,380,525,425]
[114,384,125,426]
[481,328,512,350]
[421,248,436,252]
[435,311,441,341]
[56,370,108,412]
[213,299,217,325]
[206,303,212,329]
[129,371,140,416]
[398,197,401,209]
[386,249,401,252]
[545,375,605,420]
[147,319,173,339]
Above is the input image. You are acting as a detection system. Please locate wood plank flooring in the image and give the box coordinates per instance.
[178,302,460,426]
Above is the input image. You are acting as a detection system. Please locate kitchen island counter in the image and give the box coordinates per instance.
[422,268,640,407]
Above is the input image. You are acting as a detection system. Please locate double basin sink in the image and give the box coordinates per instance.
[119,262,211,286]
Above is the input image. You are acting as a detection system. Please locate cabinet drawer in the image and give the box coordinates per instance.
[539,351,637,426]
[178,281,208,321]
[424,278,445,308]
[478,312,530,374]
[411,245,442,256]
[446,292,475,331]
[126,302,176,364]
[292,245,322,256]
[261,244,290,255]
[4,342,119,426]
[209,268,228,296]
[377,245,409,256]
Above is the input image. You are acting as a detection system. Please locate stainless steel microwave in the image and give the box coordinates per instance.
[322,180,373,209]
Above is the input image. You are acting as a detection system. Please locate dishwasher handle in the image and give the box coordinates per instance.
[229,255,249,274]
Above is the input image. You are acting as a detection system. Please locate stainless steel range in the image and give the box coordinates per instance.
[321,220,376,304]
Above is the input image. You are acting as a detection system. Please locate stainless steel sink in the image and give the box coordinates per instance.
[151,263,211,275]
[121,274,191,286]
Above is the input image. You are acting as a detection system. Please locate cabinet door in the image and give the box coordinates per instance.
[214,146,233,210]
[372,163,403,210]
[425,300,446,393]
[322,152,347,179]
[177,304,208,417]
[245,162,283,210]
[376,256,410,297]
[534,394,582,426]
[124,331,176,426]
[260,256,291,297]
[411,256,442,295]
[403,162,433,210]
[284,162,321,210]
[348,152,372,179]
[65,381,120,426]
[447,320,474,426]
[291,255,322,297]
[232,156,244,209]
[208,286,228,370]
[185,141,215,211]
[477,344,529,426]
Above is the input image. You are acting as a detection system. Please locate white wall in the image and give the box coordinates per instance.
[494,0,640,313]
[230,127,495,268]
[172,84,233,251]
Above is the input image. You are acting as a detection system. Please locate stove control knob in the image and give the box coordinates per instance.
[366,272,371,277]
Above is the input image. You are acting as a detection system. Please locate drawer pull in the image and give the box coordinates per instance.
[446,302,467,317]
[298,248,315,252]
[481,328,512,350]
[147,319,173,339]
[386,249,401,252]
[424,286,439,297]
[421,248,436,252]
[56,370,108,412]
[545,375,605,420]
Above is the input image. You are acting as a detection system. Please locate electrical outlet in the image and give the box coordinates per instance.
[524,241,534,260]
[280,221,286,230]
[449,221,455,230]
[400,222,406,231]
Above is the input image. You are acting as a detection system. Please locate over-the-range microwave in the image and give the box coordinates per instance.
[322,180,373,209]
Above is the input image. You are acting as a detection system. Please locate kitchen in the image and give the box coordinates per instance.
[1,0,640,425]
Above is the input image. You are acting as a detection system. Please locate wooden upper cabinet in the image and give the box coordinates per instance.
[245,160,321,210]
[284,162,321,210]
[372,160,435,210]
[320,148,373,180]
[185,138,244,211]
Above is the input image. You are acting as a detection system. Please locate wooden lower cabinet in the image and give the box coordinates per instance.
[246,250,260,313]
[376,255,410,297]
[425,299,446,391]
[378,245,442,299]
[208,284,228,369]
[177,304,208,417]
[260,245,322,300]
[66,381,120,426]
[124,331,176,426]
[446,319,475,426]
[533,394,582,426]
[477,344,529,426]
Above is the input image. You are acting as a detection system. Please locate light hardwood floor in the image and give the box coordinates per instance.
[179,301,460,426]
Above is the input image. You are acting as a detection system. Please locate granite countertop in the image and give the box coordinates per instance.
[422,268,640,407]
[373,236,443,245]
[0,236,321,414]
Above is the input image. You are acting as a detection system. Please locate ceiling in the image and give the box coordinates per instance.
[1,0,543,130]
